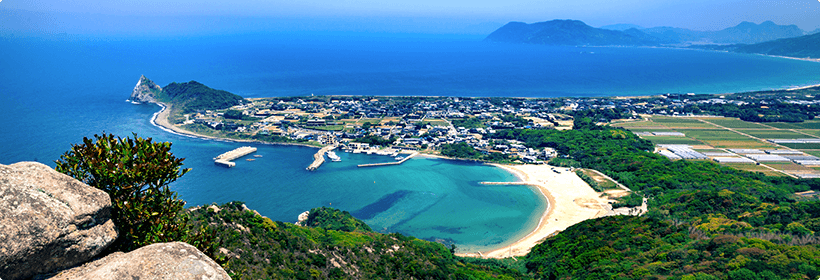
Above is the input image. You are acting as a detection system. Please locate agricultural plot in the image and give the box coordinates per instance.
[797,130,820,138]
[701,118,771,129]
[612,121,666,129]
[640,135,704,145]
[766,120,820,129]
[763,162,817,173]
[675,129,777,149]
[648,117,717,129]
[736,129,809,139]
[779,142,820,150]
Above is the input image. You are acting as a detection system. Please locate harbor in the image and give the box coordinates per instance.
[214,146,258,167]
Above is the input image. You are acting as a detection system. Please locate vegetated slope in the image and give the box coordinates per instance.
[525,216,820,279]
[734,32,820,58]
[491,122,820,279]
[159,81,244,113]
[190,202,525,279]
[485,20,663,46]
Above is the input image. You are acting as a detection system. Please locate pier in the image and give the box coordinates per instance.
[357,152,419,168]
[479,181,540,187]
[307,145,336,171]
[214,146,257,168]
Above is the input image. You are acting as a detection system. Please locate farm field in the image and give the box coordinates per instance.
[702,118,771,129]
[765,120,820,129]
[735,129,809,139]
[617,116,820,177]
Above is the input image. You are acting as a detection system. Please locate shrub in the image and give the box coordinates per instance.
[55,133,215,255]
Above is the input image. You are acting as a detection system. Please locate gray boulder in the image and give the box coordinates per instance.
[0,162,117,280]
[48,242,231,280]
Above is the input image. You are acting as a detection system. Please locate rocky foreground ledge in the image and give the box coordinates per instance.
[0,162,229,280]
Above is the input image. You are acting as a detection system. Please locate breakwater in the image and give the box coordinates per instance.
[357,152,419,168]
[307,145,336,171]
[214,146,257,167]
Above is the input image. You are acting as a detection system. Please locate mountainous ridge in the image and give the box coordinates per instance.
[487,19,807,47]
[485,20,662,46]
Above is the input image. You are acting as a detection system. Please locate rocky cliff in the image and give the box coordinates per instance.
[0,162,118,280]
[0,162,230,280]
[47,242,230,280]
[129,75,162,103]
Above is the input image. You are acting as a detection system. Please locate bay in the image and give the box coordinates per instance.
[2,32,820,252]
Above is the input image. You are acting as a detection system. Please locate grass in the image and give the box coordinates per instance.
[579,169,618,190]
[424,119,451,127]
[701,118,770,129]
[311,125,345,131]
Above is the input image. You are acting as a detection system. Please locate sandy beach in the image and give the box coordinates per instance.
[457,164,610,259]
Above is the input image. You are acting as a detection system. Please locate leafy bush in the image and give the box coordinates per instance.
[55,133,216,256]
[302,206,372,232]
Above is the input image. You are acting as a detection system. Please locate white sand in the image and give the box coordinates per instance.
[457,164,609,258]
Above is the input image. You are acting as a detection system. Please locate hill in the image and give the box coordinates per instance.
[190,202,525,279]
[485,20,663,46]
[733,32,820,58]
[158,81,244,113]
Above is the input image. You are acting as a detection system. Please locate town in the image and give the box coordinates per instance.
[172,87,820,168]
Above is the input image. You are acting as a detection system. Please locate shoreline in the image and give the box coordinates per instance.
[456,164,609,259]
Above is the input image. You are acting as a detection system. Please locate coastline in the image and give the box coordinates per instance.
[456,164,609,258]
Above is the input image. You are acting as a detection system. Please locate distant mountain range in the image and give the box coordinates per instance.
[487,20,807,46]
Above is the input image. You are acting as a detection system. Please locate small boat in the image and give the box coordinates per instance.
[327,151,341,162]
[395,156,405,161]
[246,158,255,161]
[254,155,263,158]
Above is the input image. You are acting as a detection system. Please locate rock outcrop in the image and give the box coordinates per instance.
[0,162,117,280]
[129,75,162,103]
[47,242,231,280]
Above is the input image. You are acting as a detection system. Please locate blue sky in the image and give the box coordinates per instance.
[2,0,820,35]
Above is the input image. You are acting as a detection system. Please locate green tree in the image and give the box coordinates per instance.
[55,133,214,255]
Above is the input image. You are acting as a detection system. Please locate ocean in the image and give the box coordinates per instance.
[2,32,820,252]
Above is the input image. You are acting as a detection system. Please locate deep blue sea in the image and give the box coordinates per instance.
[3,32,820,252]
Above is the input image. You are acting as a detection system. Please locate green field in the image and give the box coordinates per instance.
[702,118,770,129]
[641,136,704,145]
[613,121,666,128]
[736,129,809,139]
[779,142,820,149]
[766,120,820,129]
[648,117,717,129]
[675,129,777,148]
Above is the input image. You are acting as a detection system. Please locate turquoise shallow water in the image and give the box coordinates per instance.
[3,32,820,252]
